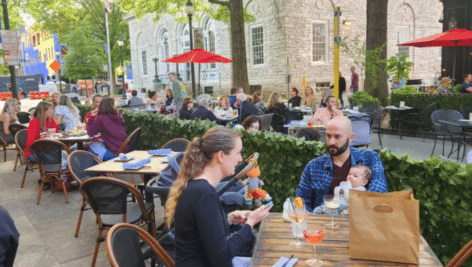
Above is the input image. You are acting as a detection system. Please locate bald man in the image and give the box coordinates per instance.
[296,116,387,211]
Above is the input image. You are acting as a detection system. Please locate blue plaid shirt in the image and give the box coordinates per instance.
[296,147,387,212]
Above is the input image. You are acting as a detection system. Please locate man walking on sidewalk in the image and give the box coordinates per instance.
[350,67,359,93]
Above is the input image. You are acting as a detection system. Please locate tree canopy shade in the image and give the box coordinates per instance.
[22,0,130,92]
[118,0,255,92]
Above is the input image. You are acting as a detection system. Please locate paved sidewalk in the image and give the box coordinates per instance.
[0,150,165,267]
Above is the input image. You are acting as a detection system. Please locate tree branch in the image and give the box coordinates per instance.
[244,0,253,9]
[208,0,230,7]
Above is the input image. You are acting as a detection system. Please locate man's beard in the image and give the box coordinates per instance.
[328,138,350,156]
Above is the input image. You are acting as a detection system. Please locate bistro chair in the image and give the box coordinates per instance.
[161,138,190,152]
[9,124,28,169]
[430,110,464,157]
[67,150,103,237]
[347,114,372,148]
[460,105,472,120]
[258,113,274,132]
[81,177,156,267]
[17,111,32,124]
[0,135,8,162]
[15,129,39,187]
[398,102,439,140]
[286,109,304,121]
[115,128,141,184]
[115,127,141,156]
[30,139,71,204]
[107,223,175,267]
[445,239,472,267]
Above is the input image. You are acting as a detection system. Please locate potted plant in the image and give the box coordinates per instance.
[384,54,413,89]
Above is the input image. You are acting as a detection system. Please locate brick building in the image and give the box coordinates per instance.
[127,0,443,97]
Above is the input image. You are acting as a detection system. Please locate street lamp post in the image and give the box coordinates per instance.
[55,49,62,93]
[186,0,196,99]
[152,56,161,91]
[117,35,125,93]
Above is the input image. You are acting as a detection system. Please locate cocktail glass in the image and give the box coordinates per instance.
[323,195,340,229]
[303,228,325,266]
[286,197,307,248]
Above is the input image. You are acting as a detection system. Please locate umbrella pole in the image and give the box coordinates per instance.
[452,46,457,87]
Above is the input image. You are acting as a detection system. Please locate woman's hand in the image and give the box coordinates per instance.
[227,210,251,225]
[246,204,272,227]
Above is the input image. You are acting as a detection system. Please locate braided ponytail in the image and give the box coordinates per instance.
[164,127,240,227]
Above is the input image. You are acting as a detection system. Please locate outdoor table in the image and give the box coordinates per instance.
[289,107,314,115]
[85,150,173,204]
[342,108,361,116]
[438,119,472,160]
[250,213,443,267]
[284,121,326,137]
[58,133,95,150]
[216,114,238,125]
[383,106,414,137]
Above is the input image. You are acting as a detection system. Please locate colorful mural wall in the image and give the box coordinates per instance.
[21,28,63,84]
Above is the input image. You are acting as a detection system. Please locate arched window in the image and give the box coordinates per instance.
[158,29,170,76]
[204,20,216,69]
[180,24,191,81]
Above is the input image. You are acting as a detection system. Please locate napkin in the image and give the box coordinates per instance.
[148,149,172,156]
[119,153,129,161]
[160,154,173,163]
[272,257,298,267]
[232,256,251,267]
[122,157,151,169]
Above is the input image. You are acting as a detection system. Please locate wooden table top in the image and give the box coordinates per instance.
[250,213,443,267]
[85,150,172,175]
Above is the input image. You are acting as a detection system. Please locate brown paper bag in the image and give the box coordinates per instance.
[349,190,420,264]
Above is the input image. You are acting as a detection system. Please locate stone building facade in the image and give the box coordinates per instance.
[127,0,443,97]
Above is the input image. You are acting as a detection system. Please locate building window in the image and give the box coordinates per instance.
[398,26,409,57]
[141,51,147,76]
[312,22,327,62]
[159,30,170,76]
[205,20,217,69]
[252,26,264,65]
[181,24,191,81]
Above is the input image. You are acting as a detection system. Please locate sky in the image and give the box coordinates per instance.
[20,12,35,28]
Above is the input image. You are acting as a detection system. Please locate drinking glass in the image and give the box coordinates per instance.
[303,228,325,266]
[323,195,340,229]
[286,197,307,248]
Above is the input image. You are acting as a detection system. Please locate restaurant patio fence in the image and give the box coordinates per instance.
[77,103,472,266]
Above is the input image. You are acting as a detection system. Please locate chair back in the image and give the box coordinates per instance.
[116,128,141,156]
[15,129,28,153]
[348,114,372,147]
[17,112,31,124]
[431,109,463,135]
[161,138,190,152]
[369,108,385,128]
[81,177,132,215]
[8,124,27,138]
[68,151,102,185]
[460,105,472,120]
[419,103,440,126]
[287,109,304,121]
[30,139,70,166]
[107,223,175,267]
[258,114,273,131]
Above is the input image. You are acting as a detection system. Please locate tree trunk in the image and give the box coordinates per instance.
[229,0,249,93]
[365,0,388,103]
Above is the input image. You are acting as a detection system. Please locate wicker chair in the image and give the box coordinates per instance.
[161,138,190,152]
[115,127,141,156]
[445,239,472,267]
[17,111,31,124]
[9,124,28,169]
[15,130,39,187]
[107,223,175,267]
[67,150,103,237]
[81,177,156,267]
[30,139,71,204]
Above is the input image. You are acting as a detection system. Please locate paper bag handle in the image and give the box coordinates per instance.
[373,204,393,213]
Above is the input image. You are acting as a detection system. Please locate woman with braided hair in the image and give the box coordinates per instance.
[165,127,272,267]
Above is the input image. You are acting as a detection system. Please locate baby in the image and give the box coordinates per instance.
[313,165,372,215]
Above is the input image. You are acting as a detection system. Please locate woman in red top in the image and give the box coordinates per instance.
[25,101,58,160]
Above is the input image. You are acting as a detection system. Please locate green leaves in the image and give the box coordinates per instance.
[76,103,472,266]
[349,91,381,107]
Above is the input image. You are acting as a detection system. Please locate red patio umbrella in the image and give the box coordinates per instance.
[399,28,472,84]
[162,48,232,63]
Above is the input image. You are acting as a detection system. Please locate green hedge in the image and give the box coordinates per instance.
[76,104,472,266]
[391,93,472,111]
